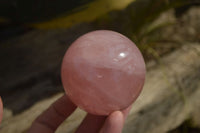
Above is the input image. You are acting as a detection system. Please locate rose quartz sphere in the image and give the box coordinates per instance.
[0,97,3,124]
[61,30,146,115]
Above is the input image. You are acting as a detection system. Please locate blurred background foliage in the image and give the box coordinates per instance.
[0,0,199,41]
[0,0,134,27]
[0,0,199,59]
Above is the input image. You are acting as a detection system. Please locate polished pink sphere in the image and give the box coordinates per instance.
[61,30,146,115]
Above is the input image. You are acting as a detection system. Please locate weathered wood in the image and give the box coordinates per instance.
[123,43,200,133]
[1,43,200,133]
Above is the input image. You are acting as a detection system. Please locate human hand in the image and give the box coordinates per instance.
[0,97,3,124]
[28,94,131,133]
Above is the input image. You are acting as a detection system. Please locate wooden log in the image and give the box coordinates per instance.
[123,43,200,133]
[1,43,200,133]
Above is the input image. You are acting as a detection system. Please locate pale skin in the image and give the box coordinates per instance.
[0,97,3,125]
[28,94,131,133]
[0,95,131,133]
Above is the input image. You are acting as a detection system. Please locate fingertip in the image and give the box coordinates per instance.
[0,96,3,124]
[109,111,124,123]
[100,111,124,133]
